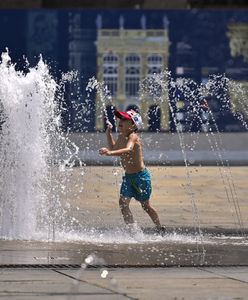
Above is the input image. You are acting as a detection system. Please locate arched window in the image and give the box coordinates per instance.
[147,54,163,76]
[126,104,140,113]
[103,53,118,97]
[125,54,140,97]
[146,54,163,98]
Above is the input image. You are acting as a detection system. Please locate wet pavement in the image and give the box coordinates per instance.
[0,228,248,267]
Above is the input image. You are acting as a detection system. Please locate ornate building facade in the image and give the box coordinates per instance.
[95,16,170,131]
[227,23,248,119]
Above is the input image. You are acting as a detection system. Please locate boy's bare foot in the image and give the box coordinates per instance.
[156,225,166,235]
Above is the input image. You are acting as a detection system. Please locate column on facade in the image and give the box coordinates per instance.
[96,52,104,130]
[140,52,149,130]
[116,52,125,110]
[160,53,170,130]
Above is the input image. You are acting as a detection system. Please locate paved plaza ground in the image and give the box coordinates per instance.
[60,166,248,230]
[0,266,248,299]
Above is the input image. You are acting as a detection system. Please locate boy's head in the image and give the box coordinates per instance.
[114,109,143,133]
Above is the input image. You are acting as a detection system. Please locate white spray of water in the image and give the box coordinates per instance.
[140,71,247,237]
[0,51,59,239]
[0,51,84,240]
[86,76,113,124]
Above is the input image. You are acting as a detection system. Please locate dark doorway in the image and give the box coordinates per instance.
[148,105,161,132]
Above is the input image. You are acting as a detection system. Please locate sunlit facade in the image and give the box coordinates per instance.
[95,17,170,131]
[227,23,248,121]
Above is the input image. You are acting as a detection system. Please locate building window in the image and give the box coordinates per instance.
[147,54,163,76]
[146,54,163,98]
[125,54,141,97]
[103,53,118,97]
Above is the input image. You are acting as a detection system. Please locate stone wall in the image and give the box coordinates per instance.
[66,132,248,165]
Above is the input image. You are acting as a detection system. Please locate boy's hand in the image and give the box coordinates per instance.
[106,120,113,133]
[200,99,209,111]
[99,147,111,156]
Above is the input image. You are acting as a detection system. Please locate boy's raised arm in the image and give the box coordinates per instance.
[106,121,115,150]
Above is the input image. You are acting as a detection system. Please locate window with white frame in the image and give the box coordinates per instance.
[147,54,163,76]
[125,54,140,97]
[147,54,163,97]
[103,53,118,97]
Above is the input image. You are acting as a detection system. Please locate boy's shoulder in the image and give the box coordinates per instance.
[128,132,140,142]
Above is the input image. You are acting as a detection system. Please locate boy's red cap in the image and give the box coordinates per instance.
[114,109,143,129]
[114,110,132,120]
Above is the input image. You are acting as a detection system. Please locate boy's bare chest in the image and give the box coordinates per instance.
[115,138,128,150]
[115,138,141,161]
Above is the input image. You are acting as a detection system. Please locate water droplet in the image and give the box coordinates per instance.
[100,269,108,278]
[85,255,94,264]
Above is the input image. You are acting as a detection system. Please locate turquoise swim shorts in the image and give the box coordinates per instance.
[120,168,152,202]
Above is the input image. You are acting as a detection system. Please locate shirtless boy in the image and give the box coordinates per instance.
[99,109,164,232]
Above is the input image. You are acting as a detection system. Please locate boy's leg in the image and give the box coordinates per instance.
[141,200,161,228]
[119,196,134,225]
